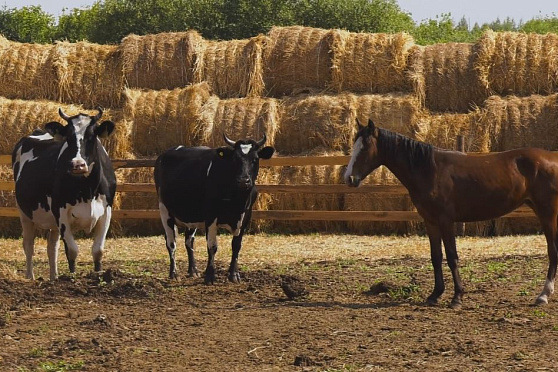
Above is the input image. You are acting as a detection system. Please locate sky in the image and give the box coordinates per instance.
[1,0,557,26]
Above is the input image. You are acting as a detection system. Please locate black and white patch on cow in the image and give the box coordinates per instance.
[154,134,275,283]
[12,108,117,280]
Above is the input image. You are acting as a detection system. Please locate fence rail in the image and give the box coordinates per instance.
[0,154,535,221]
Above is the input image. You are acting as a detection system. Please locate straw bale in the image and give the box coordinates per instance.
[267,150,346,233]
[475,30,558,96]
[353,93,423,138]
[196,96,280,147]
[263,26,334,97]
[416,111,492,152]
[52,41,124,109]
[120,31,204,90]
[123,82,212,156]
[330,30,414,94]
[421,43,488,113]
[194,35,267,98]
[276,93,356,154]
[477,94,558,152]
[0,40,57,101]
[405,45,426,105]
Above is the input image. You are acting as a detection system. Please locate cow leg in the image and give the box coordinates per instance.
[425,221,445,305]
[204,219,218,285]
[440,223,464,309]
[91,206,111,272]
[46,229,60,281]
[20,214,35,280]
[185,228,200,277]
[59,222,79,274]
[229,234,243,283]
[159,202,179,279]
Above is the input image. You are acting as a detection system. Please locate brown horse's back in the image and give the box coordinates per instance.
[419,148,558,223]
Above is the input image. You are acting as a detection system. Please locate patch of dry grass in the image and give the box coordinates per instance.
[0,234,548,280]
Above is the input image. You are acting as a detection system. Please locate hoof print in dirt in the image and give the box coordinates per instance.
[280,275,308,300]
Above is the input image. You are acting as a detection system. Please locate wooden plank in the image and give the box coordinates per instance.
[0,155,11,165]
[0,181,14,191]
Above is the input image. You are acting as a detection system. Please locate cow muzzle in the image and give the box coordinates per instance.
[237,177,253,189]
[70,159,89,175]
[345,175,361,187]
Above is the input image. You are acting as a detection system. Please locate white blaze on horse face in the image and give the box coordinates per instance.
[240,144,252,155]
[344,136,364,182]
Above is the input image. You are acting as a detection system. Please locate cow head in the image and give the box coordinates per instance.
[45,108,115,177]
[217,134,275,189]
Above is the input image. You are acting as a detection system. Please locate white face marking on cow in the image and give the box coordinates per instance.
[175,145,184,150]
[240,144,252,155]
[344,136,364,183]
[58,142,69,160]
[207,161,213,176]
[29,132,54,141]
[67,115,93,164]
[16,148,37,182]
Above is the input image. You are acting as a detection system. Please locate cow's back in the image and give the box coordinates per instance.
[12,132,61,220]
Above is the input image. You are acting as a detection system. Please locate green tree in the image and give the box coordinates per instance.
[521,15,558,33]
[0,5,55,43]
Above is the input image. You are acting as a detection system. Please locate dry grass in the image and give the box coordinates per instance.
[0,234,548,277]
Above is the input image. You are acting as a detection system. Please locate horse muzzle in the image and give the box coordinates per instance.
[346,175,361,187]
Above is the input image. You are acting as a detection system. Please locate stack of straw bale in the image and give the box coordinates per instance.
[194,35,268,98]
[120,31,204,90]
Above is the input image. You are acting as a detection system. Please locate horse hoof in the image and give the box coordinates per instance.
[535,296,548,305]
[425,298,438,306]
[450,300,462,310]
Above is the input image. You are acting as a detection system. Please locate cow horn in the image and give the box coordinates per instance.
[58,108,71,121]
[223,134,236,147]
[94,107,103,120]
[256,133,267,148]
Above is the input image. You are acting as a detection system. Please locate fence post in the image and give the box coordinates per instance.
[456,135,465,236]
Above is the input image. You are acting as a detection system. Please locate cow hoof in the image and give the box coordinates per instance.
[68,260,76,273]
[188,269,200,278]
[94,261,102,272]
[450,299,462,310]
[228,273,241,283]
[169,272,178,280]
[204,278,215,285]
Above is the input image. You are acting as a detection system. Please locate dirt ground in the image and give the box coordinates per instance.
[1,234,558,371]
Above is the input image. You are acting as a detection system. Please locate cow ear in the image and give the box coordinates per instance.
[216,147,233,158]
[94,120,115,138]
[258,146,274,159]
[44,122,67,140]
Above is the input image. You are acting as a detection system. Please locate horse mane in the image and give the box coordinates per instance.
[378,128,434,169]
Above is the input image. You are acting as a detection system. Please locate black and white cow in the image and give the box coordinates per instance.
[154,134,274,283]
[12,108,116,280]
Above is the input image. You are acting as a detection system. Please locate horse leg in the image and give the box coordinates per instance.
[536,214,557,305]
[440,223,464,309]
[425,222,445,305]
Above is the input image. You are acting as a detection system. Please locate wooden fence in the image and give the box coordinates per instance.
[0,154,534,222]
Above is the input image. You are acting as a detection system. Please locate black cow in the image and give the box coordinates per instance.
[154,134,275,283]
[12,108,116,280]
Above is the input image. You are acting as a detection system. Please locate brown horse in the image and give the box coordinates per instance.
[345,119,558,308]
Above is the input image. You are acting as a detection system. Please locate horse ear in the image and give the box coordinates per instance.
[368,119,379,137]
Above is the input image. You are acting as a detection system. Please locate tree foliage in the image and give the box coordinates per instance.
[0,1,557,45]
